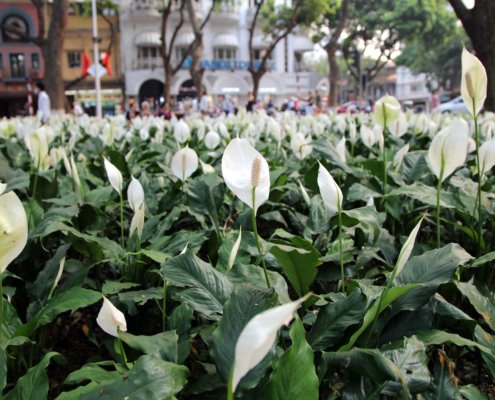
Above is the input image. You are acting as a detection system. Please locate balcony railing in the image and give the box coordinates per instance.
[133,57,163,70]
[133,0,158,11]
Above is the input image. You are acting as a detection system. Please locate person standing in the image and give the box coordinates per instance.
[35,82,50,123]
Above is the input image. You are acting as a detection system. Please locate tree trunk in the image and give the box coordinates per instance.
[189,37,204,100]
[468,1,495,111]
[251,72,261,101]
[327,46,339,107]
[449,0,495,111]
[164,64,172,104]
[43,0,68,113]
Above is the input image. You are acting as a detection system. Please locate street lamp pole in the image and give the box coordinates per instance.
[91,0,102,118]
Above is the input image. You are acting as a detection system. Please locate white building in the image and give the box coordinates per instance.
[396,66,435,111]
[119,0,316,106]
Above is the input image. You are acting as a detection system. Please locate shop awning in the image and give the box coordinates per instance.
[213,33,239,48]
[134,31,161,46]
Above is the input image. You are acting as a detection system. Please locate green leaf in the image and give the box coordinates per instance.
[340,284,417,351]
[80,355,188,400]
[308,288,367,350]
[118,288,163,306]
[119,331,178,363]
[393,244,472,313]
[321,348,408,391]
[211,285,277,389]
[474,326,495,379]
[460,384,489,400]
[139,249,171,264]
[471,251,495,269]
[383,336,431,395]
[270,243,319,297]
[0,347,5,392]
[266,318,318,400]
[63,362,123,385]
[342,206,381,244]
[161,253,232,318]
[456,282,495,331]
[4,352,60,400]
[167,304,194,364]
[400,151,428,184]
[102,281,140,296]
[389,181,457,208]
[185,174,224,236]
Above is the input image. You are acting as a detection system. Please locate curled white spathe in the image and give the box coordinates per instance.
[171,147,199,182]
[461,47,487,116]
[96,297,127,338]
[204,130,221,150]
[174,119,191,144]
[317,162,343,217]
[127,176,144,212]
[374,95,401,128]
[231,295,309,392]
[427,118,469,182]
[0,188,28,274]
[103,157,123,194]
[221,138,270,215]
[479,138,495,176]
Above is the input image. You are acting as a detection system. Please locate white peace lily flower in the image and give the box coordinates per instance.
[232,294,310,392]
[366,196,374,207]
[266,117,281,143]
[336,136,346,163]
[349,121,357,144]
[171,147,199,182]
[221,138,270,215]
[388,112,408,138]
[461,47,487,116]
[394,217,423,278]
[393,143,410,168]
[479,138,495,175]
[70,154,82,194]
[227,228,242,271]
[200,160,216,174]
[174,120,191,144]
[374,95,401,128]
[317,162,343,217]
[103,157,123,194]
[427,118,469,182]
[129,204,145,239]
[24,127,49,169]
[204,130,221,150]
[0,188,28,274]
[374,124,384,152]
[96,297,127,338]
[290,133,313,160]
[298,180,311,207]
[127,176,144,212]
[215,121,229,138]
[139,127,149,141]
[360,125,377,149]
[468,137,476,153]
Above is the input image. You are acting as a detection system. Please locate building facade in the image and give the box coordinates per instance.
[120,0,317,107]
[0,0,43,117]
[62,2,123,115]
[396,66,435,112]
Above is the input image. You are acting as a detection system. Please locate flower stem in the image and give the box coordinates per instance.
[338,203,345,293]
[117,336,129,368]
[227,364,235,400]
[473,102,482,253]
[162,280,168,331]
[251,188,270,288]
[436,164,444,249]
[119,192,125,248]
[32,158,41,199]
[382,105,388,206]
[0,280,3,341]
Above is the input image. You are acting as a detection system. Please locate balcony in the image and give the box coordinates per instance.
[210,2,240,23]
[133,57,163,70]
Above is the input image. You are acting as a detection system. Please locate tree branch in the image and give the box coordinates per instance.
[447,0,471,25]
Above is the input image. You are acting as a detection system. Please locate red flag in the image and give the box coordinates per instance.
[82,51,91,77]
[101,52,112,77]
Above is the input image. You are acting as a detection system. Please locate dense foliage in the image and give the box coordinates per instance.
[0,107,494,399]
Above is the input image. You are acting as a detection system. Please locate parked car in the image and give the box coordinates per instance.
[336,101,368,114]
[437,96,469,114]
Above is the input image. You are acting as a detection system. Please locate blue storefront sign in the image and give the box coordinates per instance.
[182,57,275,71]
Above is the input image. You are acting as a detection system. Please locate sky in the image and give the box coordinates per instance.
[462,0,474,8]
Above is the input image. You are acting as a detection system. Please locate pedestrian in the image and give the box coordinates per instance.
[125,97,140,121]
[35,82,50,123]
[246,92,255,112]
[140,101,152,117]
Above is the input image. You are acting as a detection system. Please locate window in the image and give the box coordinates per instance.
[67,51,81,68]
[138,46,159,59]
[254,48,272,60]
[213,47,236,61]
[2,15,29,42]
[9,53,25,78]
[175,47,187,63]
[31,53,40,70]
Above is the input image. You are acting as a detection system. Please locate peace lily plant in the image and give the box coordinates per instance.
[427,118,469,247]
[227,294,310,399]
[461,47,488,250]
[222,138,271,287]
[317,162,345,291]
[104,157,125,247]
[374,95,401,204]
[0,184,28,338]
